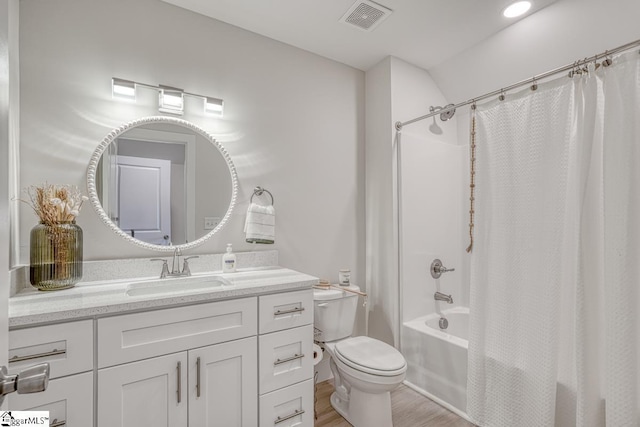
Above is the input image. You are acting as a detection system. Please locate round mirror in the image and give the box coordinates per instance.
[87,116,238,252]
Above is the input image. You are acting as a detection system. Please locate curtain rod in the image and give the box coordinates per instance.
[395,38,640,131]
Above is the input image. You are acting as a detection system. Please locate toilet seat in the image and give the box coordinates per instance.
[334,336,406,377]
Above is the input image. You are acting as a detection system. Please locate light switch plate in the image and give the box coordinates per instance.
[204,217,221,230]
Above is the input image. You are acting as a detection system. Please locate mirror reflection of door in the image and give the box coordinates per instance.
[98,128,197,245]
[117,155,172,245]
[93,120,235,248]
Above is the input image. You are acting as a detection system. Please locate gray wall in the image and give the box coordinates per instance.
[429,0,640,141]
[18,0,365,285]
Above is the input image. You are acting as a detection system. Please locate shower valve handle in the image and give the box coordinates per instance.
[430,259,455,279]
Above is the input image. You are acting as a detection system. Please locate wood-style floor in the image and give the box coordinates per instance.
[314,380,476,427]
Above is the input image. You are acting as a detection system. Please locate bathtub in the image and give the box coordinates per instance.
[401,306,470,420]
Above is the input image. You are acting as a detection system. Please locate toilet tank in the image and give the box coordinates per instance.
[313,285,360,342]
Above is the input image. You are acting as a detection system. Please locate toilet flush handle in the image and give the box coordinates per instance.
[317,303,329,308]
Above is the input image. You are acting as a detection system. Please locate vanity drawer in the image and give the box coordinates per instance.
[9,320,93,379]
[98,297,257,368]
[259,325,313,394]
[7,372,93,426]
[259,289,313,334]
[259,379,313,427]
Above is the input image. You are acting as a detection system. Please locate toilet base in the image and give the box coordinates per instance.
[330,387,393,427]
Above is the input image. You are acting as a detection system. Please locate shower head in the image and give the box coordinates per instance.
[429,116,443,135]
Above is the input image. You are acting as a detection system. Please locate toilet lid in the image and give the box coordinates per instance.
[334,336,406,376]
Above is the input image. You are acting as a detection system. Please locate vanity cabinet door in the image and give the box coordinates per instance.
[7,372,93,427]
[188,336,257,426]
[98,352,188,426]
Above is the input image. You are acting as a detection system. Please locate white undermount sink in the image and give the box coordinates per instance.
[125,275,231,297]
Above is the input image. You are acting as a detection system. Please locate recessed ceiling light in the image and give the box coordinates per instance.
[503,1,532,18]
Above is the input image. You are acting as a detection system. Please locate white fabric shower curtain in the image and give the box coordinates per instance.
[468,51,640,427]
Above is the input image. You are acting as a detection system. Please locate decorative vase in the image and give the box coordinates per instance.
[30,221,83,291]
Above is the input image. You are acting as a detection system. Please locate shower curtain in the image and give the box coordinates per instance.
[468,50,640,427]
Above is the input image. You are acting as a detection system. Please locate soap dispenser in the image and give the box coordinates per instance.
[222,243,237,273]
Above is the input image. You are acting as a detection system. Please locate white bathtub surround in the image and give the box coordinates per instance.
[468,51,640,426]
[402,307,470,419]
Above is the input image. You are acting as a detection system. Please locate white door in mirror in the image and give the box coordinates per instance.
[117,155,172,245]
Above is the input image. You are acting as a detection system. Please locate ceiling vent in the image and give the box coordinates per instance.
[340,0,392,32]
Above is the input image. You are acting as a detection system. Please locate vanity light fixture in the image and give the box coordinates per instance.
[204,97,224,117]
[158,85,185,115]
[111,77,224,118]
[502,1,532,18]
[112,78,136,101]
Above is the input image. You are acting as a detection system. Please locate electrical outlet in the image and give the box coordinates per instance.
[204,217,221,230]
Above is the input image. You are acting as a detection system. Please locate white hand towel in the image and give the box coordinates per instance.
[244,203,275,244]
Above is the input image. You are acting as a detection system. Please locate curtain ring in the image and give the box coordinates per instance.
[602,50,613,67]
[575,60,583,75]
[530,77,538,91]
[498,89,505,101]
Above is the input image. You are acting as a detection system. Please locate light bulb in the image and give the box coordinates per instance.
[503,1,531,18]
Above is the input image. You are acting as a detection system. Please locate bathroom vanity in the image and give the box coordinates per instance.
[5,116,318,426]
[8,263,316,427]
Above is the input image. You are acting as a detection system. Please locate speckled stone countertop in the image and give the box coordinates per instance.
[9,266,318,328]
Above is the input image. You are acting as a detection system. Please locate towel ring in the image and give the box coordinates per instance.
[251,186,274,205]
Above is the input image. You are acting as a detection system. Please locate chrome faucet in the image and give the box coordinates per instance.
[151,249,199,278]
[171,248,183,275]
[434,292,453,304]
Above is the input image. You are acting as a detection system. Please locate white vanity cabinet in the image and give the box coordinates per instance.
[7,320,94,426]
[8,282,315,426]
[97,298,258,426]
[258,290,315,427]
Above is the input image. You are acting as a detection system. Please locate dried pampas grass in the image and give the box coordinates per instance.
[21,183,88,226]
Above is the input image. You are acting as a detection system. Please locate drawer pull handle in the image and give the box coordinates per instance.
[177,361,182,403]
[196,357,201,398]
[50,419,66,427]
[275,409,305,425]
[9,349,66,363]
[274,353,305,366]
[274,307,305,316]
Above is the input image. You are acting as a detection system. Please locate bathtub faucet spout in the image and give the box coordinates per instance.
[434,292,453,304]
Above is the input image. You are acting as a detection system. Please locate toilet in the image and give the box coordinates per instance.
[314,285,407,427]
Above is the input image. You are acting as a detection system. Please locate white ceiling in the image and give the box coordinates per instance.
[161,0,558,72]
